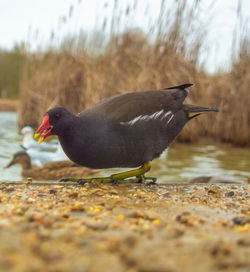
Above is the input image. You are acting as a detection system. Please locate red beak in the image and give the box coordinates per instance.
[34,114,53,144]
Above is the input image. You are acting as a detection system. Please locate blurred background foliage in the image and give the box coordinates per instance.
[0,45,26,98]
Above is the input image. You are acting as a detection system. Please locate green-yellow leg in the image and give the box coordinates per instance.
[60,162,153,184]
[111,162,151,181]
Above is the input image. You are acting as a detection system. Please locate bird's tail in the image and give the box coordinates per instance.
[183,104,219,120]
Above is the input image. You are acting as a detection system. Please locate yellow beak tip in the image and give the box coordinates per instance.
[34,133,40,139]
[38,137,45,144]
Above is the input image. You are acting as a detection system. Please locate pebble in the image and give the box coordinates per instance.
[225,191,234,197]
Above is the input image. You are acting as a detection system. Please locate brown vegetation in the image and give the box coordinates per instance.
[18,2,250,146]
[0,98,19,111]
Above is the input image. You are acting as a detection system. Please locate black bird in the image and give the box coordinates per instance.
[35,84,218,183]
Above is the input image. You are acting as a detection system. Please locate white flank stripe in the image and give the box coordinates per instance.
[120,109,174,126]
[128,115,142,125]
[167,114,174,125]
[152,109,164,119]
[161,111,172,121]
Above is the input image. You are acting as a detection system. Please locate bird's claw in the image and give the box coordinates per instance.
[59,178,70,182]
[145,177,157,184]
[77,179,86,185]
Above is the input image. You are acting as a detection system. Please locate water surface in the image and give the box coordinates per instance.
[0,112,249,183]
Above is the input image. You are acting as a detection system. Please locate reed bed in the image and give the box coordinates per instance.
[18,1,250,146]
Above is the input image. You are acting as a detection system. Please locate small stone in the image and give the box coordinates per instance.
[225,191,234,197]
[127,210,145,219]
[233,216,250,226]
[87,221,108,231]
[123,235,138,248]
[210,243,231,256]
[237,238,250,246]
[144,211,160,221]
[106,237,121,252]
[208,185,222,196]
[71,203,85,212]
[109,189,118,195]
[91,189,105,196]
[5,186,14,192]
[27,197,36,203]
[68,192,78,198]
[118,215,125,221]
[26,177,32,183]
[176,212,192,225]
[153,219,160,225]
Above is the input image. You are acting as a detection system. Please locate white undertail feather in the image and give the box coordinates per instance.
[120,110,174,126]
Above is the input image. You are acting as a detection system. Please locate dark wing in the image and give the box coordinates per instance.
[79,84,191,122]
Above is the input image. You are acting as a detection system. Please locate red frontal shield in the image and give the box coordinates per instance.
[34,114,52,143]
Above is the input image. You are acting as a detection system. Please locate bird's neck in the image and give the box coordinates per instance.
[23,134,34,146]
[20,158,32,170]
[57,117,90,165]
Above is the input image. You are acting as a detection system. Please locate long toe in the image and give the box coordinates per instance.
[145,177,157,184]
[59,178,70,182]
[78,179,86,185]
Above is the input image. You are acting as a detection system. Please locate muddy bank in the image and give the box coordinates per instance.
[0,99,19,111]
[0,182,249,272]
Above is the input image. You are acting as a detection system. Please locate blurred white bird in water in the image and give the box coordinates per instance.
[21,126,58,151]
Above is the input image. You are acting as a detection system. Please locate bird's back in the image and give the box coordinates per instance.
[79,84,190,122]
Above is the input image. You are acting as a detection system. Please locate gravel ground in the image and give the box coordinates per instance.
[0,182,249,272]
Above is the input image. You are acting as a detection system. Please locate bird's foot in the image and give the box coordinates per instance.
[59,177,107,184]
[110,179,119,185]
[107,175,157,184]
[59,176,157,184]
[77,179,87,185]
[144,177,157,184]
[133,175,157,184]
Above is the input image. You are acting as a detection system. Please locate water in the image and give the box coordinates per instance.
[0,112,23,181]
[0,112,249,183]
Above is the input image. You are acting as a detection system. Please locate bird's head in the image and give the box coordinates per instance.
[34,107,74,144]
[21,126,34,136]
[5,151,31,170]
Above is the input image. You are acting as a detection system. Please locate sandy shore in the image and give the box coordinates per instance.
[0,99,19,111]
[0,182,249,272]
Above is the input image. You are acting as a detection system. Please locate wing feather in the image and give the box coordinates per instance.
[79,85,190,122]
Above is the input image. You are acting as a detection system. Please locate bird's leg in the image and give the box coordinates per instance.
[110,162,151,182]
[59,163,153,184]
[136,175,145,183]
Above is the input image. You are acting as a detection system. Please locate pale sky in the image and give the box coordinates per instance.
[0,0,249,73]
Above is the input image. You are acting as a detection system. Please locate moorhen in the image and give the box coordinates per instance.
[5,151,95,180]
[34,84,218,183]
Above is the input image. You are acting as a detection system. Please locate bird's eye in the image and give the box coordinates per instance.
[55,113,60,120]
